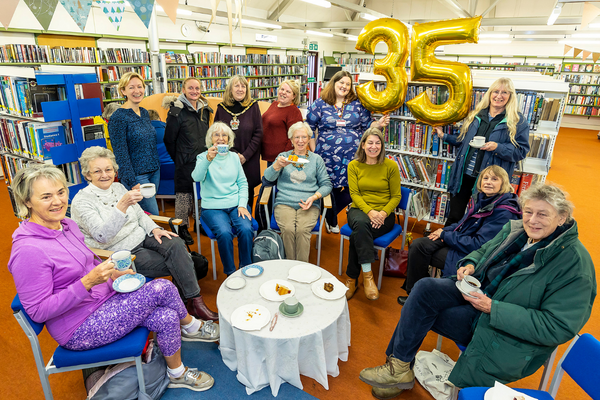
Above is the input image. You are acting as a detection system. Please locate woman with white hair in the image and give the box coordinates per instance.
[264,121,332,262]
[71,146,219,322]
[191,122,254,276]
[435,77,530,226]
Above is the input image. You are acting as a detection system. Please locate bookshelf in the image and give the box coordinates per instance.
[556,62,600,118]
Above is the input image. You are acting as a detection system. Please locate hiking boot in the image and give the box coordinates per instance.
[181,320,219,342]
[363,271,379,300]
[168,367,214,391]
[187,295,219,321]
[359,355,415,389]
[372,386,404,400]
[179,225,194,245]
[345,277,358,300]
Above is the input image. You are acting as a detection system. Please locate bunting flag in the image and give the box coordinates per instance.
[573,48,583,58]
[0,0,20,28]
[581,2,600,29]
[23,0,60,30]
[593,52,600,63]
[563,44,573,55]
[96,0,126,31]
[156,0,178,24]
[59,0,93,31]
[129,0,156,28]
[582,50,591,61]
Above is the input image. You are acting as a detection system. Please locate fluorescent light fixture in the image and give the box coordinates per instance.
[547,5,562,26]
[155,5,193,16]
[306,30,334,37]
[559,39,599,44]
[478,40,512,44]
[347,35,359,41]
[360,13,378,21]
[240,19,282,29]
[479,33,510,38]
[572,33,600,38]
[589,23,600,28]
[300,0,331,8]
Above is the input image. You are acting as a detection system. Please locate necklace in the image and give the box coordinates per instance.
[290,151,309,170]
[334,101,347,118]
[92,187,118,207]
[219,101,255,130]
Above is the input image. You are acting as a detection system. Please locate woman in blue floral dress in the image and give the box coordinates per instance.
[307,71,389,232]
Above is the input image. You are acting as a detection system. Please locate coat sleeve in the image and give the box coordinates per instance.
[108,113,136,187]
[241,103,264,162]
[457,222,513,270]
[490,114,530,162]
[164,110,180,161]
[443,133,461,146]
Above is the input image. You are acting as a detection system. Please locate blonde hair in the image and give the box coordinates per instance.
[459,77,520,146]
[519,184,574,223]
[222,75,252,107]
[476,165,512,194]
[117,72,146,99]
[279,79,300,106]
[11,164,69,218]
[355,127,386,164]
[181,77,208,103]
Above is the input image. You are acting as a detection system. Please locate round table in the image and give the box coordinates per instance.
[217,259,351,396]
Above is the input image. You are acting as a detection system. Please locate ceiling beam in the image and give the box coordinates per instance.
[481,0,503,18]
[268,0,294,21]
[469,0,478,16]
[437,0,472,18]
[328,0,389,18]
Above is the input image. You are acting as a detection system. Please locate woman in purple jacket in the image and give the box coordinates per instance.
[8,164,218,392]
[398,165,521,305]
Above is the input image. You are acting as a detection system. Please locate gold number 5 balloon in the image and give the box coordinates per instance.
[355,18,409,114]
[407,16,482,126]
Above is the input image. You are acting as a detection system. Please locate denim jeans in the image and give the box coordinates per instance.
[201,206,254,275]
[127,169,160,216]
[386,277,481,362]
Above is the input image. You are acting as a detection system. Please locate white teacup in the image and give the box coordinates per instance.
[471,136,486,146]
[217,144,229,155]
[283,296,299,314]
[140,183,156,198]
[111,250,132,271]
[460,275,481,294]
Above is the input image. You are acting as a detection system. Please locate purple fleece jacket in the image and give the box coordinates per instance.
[8,219,116,345]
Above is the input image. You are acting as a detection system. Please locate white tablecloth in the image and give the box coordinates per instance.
[217,260,351,396]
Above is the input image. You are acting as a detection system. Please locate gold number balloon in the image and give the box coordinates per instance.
[355,18,409,114]
[407,16,482,126]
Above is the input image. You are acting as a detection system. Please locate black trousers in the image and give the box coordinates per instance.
[403,236,450,294]
[445,174,478,227]
[325,186,352,227]
[346,207,396,279]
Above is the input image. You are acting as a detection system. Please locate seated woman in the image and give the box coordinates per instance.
[345,127,402,301]
[8,164,220,392]
[359,184,596,399]
[70,147,218,322]
[191,122,254,276]
[398,165,521,305]
[264,121,332,262]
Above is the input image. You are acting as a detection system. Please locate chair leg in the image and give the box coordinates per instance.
[316,224,323,267]
[135,355,146,394]
[436,334,443,351]
[377,248,384,290]
[211,240,217,280]
[338,236,345,276]
[538,347,558,391]
[160,199,165,214]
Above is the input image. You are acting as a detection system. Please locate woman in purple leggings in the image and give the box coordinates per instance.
[8,164,218,393]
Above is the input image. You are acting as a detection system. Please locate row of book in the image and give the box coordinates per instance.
[1,44,52,64]
[510,172,542,196]
[1,153,36,186]
[0,76,69,117]
[165,65,307,79]
[561,63,600,73]
[164,52,194,64]
[569,85,599,95]
[386,120,458,158]
[559,74,600,85]
[409,189,449,223]
[0,118,70,161]
[96,65,152,82]
[527,134,553,159]
[193,53,307,65]
[249,88,277,99]
[568,95,600,106]
[564,105,599,116]
[389,153,452,190]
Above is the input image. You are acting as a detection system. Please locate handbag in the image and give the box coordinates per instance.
[383,247,408,278]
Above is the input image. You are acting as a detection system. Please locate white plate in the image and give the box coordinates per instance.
[231,304,271,331]
[455,280,483,298]
[113,273,145,293]
[469,141,485,149]
[288,157,309,164]
[259,279,296,302]
[288,264,322,283]
[225,276,246,290]
[311,278,348,300]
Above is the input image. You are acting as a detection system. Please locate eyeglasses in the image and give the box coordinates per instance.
[91,168,115,176]
[212,132,229,138]
[492,90,510,96]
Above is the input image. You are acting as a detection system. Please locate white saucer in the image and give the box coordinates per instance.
[288,264,322,283]
[469,141,485,149]
[288,157,309,164]
[225,276,246,290]
[113,273,145,293]
[455,280,483,298]
[259,279,296,301]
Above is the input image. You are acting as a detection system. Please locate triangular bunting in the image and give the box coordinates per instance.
[156,0,178,24]
[129,0,156,28]
[581,2,600,29]
[96,0,126,31]
[582,50,592,61]
[593,52,600,63]
[23,0,59,30]
[59,0,93,31]
[573,48,583,58]
[564,44,573,55]
[0,0,20,29]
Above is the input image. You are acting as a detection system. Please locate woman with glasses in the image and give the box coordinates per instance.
[435,77,530,226]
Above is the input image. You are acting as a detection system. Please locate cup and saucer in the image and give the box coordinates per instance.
[456,275,484,298]
[279,296,304,318]
[469,136,486,149]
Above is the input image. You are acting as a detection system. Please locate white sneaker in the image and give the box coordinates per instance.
[181,320,219,342]
[326,222,340,234]
[168,367,214,391]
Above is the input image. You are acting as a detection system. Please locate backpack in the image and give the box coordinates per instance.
[252,229,285,262]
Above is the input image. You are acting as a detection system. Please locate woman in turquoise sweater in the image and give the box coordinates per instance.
[345,128,402,301]
[264,122,332,262]
[191,122,253,276]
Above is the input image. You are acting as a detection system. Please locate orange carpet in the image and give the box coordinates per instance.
[0,127,597,399]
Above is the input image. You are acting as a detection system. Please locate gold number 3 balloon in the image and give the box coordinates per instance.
[408,16,482,126]
[355,18,409,114]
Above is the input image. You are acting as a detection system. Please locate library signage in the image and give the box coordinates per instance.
[309,42,318,51]
[256,34,277,43]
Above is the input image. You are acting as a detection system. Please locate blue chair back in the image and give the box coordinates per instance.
[11,294,44,335]
[398,186,411,211]
[561,333,600,398]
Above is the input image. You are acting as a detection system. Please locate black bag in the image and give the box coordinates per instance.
[190,251,208,280]
[252,229,285,262]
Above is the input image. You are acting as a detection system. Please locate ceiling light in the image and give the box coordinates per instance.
[306,30,334,37]
[155,5,193,16]
[360,13,378,21]
[240,19,282,29]
[479,33,510,38]
[347,35,359,41]
[478,40,512,44]
[559,39,599,44]
[300,0,331,8]
[589,23,600,28]
[547,5,562,26]
[572,33,600,38]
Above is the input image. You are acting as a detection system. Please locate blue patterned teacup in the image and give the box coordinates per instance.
[111,250,132,271]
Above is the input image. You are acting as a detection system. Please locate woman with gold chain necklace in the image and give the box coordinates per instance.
[214,75,263,208]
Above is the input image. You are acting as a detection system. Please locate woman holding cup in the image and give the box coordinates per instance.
[435,77,530,226]
[71,147,218,321]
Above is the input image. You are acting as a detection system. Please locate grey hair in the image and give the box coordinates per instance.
[11,164,69,219]
[206,121,236,149]
[79,146,119,181]
[287,121,313,139]
[519,183,574,222]
[102,102,121,120]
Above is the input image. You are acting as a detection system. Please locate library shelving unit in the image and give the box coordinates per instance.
[556,61,600,118]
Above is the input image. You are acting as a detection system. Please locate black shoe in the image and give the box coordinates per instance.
[397,295,408,306]
[179,225,194,246]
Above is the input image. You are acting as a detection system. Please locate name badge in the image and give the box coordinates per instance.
[336,119,346,127]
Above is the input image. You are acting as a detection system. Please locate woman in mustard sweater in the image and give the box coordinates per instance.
[345,128,401,300]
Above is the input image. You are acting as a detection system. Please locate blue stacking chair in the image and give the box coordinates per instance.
[338,186,412,290]
[458,333,600,400]
[260,184,332,266]
[11,294,150,400]
[193,182,259,280]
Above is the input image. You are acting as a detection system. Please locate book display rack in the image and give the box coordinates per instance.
[557,62,600,118]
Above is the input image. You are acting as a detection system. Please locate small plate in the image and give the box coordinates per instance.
[288,264,322,283]
[455,280,483,298]
[242,264,264,277]
[225,276,246,290]
[279,302,304,318]
[469,141,485,149]
[259,279,296,302]
[113,273,145,293]
[288,157,309,164]
[231,304,271,331]
[311,278,348,300]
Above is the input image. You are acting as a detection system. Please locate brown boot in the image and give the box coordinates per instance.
[363,271,379,300]
[345,277,358,300]
[187,295,219,321]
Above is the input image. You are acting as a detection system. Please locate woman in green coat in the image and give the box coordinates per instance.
[358,184,596,398]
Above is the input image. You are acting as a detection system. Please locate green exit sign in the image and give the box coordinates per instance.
[309,43,318,51]
[308,77,316,83]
